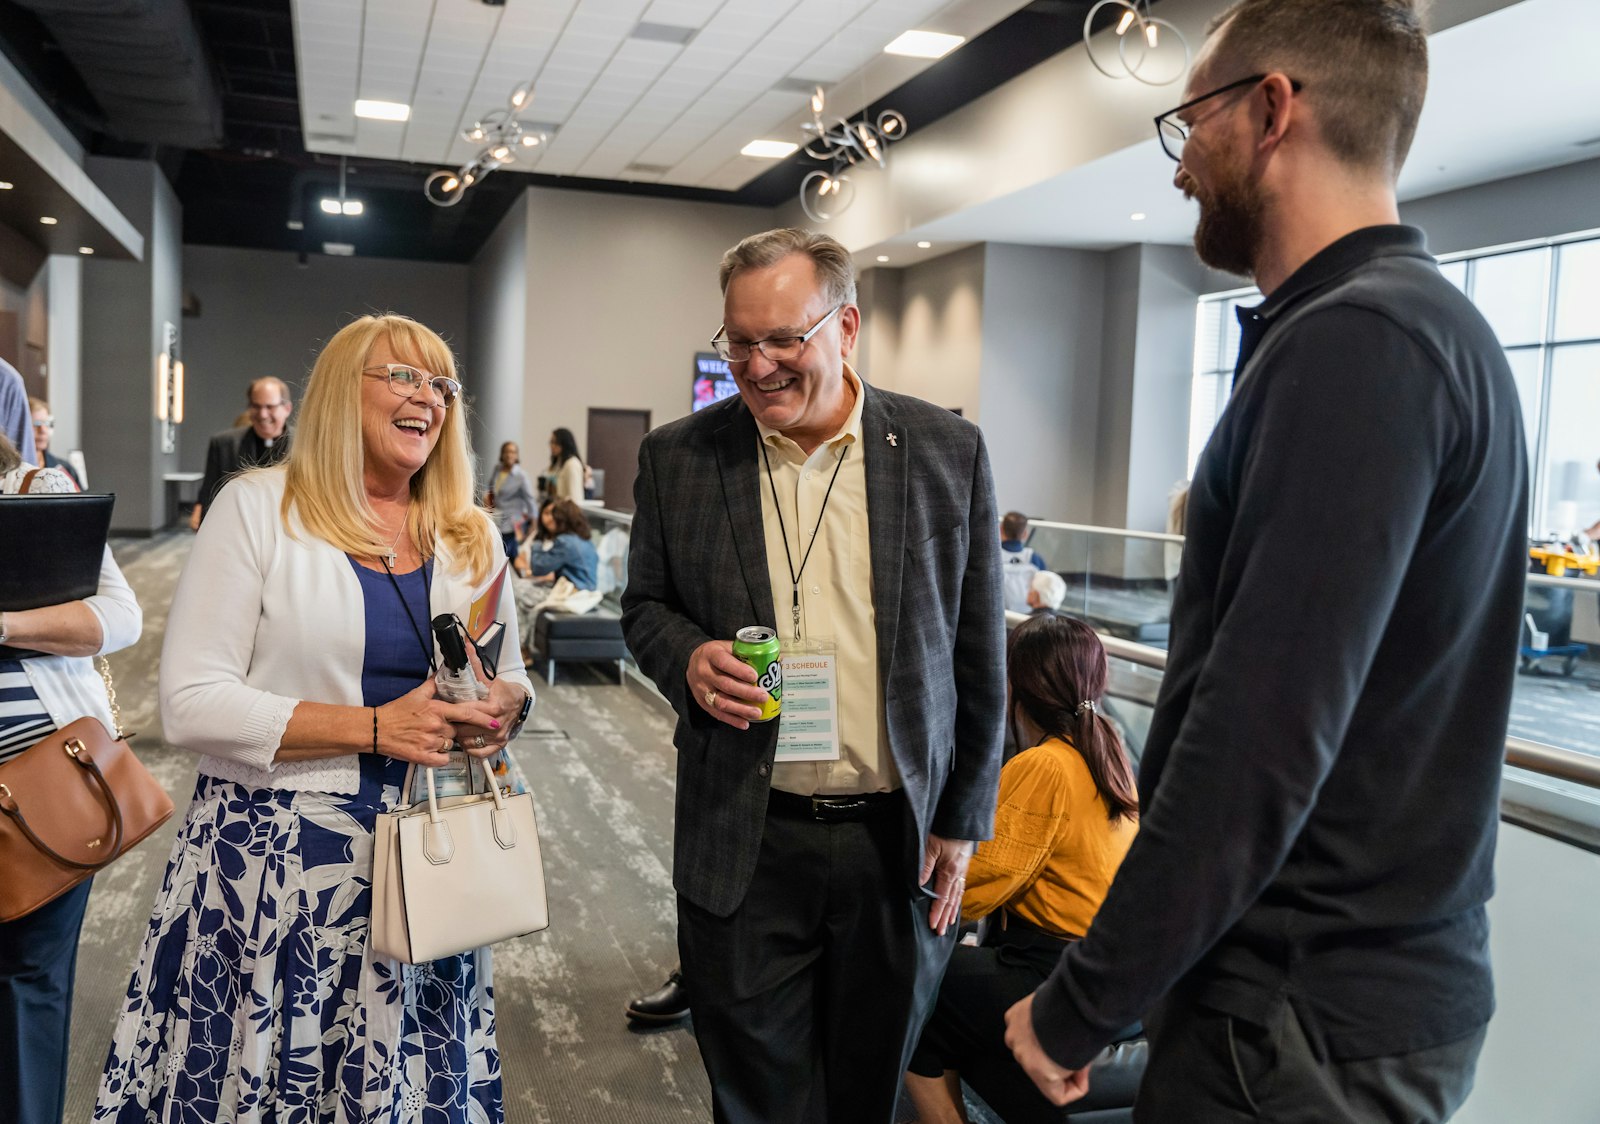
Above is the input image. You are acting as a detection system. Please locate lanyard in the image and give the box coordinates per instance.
[381,557,437,675]
[759,438,850,640]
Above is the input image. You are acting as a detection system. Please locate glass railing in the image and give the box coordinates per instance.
[1018,521,1182,646]
[1020,521,1600,762]
[581,504,633,614]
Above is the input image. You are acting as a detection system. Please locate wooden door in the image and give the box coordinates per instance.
[587,408,651,514]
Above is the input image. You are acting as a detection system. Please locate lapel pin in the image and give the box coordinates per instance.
[887,432,897,447]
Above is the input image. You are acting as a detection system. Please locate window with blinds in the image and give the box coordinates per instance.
[1187,230,1600,535]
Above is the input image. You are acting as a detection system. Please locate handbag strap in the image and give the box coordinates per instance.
[0,737,125,871]
[18,468,40,493]
[96,657,125,740]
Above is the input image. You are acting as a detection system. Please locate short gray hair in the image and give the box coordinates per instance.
[1031,570,1067,611]
[248,376,292,404]
[719,228,857,306]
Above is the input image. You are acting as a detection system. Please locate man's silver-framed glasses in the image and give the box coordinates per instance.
[710,303,844,364]
[363,364,462,407]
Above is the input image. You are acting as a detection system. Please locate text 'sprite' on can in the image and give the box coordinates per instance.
[732,626,782,723]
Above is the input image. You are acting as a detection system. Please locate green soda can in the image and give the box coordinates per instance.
[732,626,782,723]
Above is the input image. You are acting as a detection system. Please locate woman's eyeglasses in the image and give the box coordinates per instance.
[363,364,462,407]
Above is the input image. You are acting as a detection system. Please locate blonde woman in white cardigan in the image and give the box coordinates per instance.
[97,314,535,1124]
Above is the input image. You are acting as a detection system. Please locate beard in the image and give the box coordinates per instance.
[1191,159,1265,278]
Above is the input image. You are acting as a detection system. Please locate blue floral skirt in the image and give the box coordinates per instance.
[95,768,502,1123]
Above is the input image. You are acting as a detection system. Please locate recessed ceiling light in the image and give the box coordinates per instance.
[354,99,410,122]
[286,219,304,230]
[741,139,799,159]
[341,200,364,216]
[39,216,57,225]
[319,198,342,215]
[323,242,356,256]
[1130,212,1147,221]
[876,255,890,263]
[0,181,13,190]
[883,30,965,59]
[917,241,932,249]
[78,246,93,255]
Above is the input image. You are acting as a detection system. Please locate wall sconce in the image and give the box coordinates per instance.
[157,322,183,452]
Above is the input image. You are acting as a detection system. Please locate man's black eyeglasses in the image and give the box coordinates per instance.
[1154,74,1303,163]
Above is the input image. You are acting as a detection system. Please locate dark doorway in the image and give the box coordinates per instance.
[587,408,650,514]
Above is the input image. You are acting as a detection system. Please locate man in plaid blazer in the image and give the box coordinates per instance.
[622,228,1006,1123]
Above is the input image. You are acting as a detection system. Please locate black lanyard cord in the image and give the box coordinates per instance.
[381,556,437,675]
[759,438,850,640]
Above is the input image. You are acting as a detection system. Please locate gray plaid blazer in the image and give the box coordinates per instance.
[622,382,1006,917]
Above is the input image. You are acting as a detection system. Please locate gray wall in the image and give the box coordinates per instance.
[979,243,1106,523]
[516,187,771,455]
[179,245,471,472]
[466,192,529,472]
[81,157,181,533]
[1402,156,1600,256]
[887,244,986,415]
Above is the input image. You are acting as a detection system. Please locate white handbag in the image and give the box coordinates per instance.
[371,757,549,964]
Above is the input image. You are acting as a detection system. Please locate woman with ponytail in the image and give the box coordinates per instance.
[905,613,1140,1124]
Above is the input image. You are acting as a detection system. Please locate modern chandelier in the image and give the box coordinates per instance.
[797,85,907,223]
[424,81,551,207]
[1084,0,1190,86]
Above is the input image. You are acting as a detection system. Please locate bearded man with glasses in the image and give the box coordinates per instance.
[622,227,1005,1123]
[1003,2,1528,1121]
[190,375,295,528]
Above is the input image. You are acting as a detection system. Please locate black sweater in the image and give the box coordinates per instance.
[1033,226,1529,1066]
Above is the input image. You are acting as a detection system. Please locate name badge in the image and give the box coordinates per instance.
[775,638,841,762]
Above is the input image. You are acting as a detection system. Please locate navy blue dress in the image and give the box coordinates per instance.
[96,558,504,1123]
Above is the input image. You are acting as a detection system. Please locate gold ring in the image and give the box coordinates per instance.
[705,689,718,709]
[442,737,452,752]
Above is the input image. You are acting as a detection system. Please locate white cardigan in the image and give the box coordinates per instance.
[159,467,534,793]
[2,464,143,734]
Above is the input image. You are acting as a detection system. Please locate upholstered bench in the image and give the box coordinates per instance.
[530,610,627,686]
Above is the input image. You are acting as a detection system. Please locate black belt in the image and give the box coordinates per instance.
[767,788,903,823]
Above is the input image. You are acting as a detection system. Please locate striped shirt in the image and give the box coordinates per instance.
[0,659,55,764]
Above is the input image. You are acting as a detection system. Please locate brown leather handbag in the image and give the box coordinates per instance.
[0,662,174,922]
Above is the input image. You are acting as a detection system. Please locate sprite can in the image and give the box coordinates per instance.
[732,626,782,723]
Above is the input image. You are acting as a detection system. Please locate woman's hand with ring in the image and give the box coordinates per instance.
[448,643,529,758]
[375,680,500,767]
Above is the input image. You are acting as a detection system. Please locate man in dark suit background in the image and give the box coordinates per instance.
[190,376,292,528]
[622,228,1005,1123]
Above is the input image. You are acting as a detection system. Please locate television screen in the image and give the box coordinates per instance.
[692,352,739,413]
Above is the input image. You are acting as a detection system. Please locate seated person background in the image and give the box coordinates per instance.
[1027,570,1067,616]
[513,499,601,642]
[1001,511,1049,614]
[906,613,1140,1124]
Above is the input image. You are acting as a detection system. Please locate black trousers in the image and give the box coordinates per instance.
[0,878,94,1124]
[910,920,1143,1124]
[678,799,954,1124]
[1135,990,1487,1124]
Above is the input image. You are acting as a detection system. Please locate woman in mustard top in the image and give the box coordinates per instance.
[906,613,1140,1124]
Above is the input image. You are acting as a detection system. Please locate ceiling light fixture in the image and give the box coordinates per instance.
[883,30,965,59]
[798,85,908,223]
[355,99,411,122]
[876,255,890,263]
[78,246,94,254]
[742,139,799,159]
[321,156,364,218]
[39,216,57,225]
[426,81,551,207]
[1130,212,1146,220]
[917,241,932,249]
[0,181,13,190]
[1084,1,1189,86]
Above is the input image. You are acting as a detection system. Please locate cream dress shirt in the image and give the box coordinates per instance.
[755,366,899,796]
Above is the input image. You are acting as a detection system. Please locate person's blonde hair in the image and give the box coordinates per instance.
[719,228,857,305]
[281,313,497,584]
